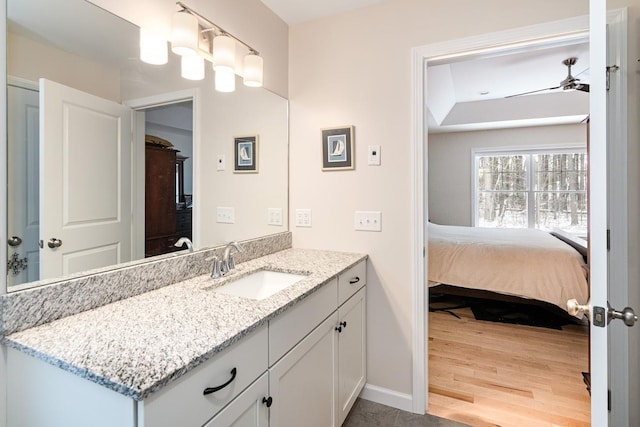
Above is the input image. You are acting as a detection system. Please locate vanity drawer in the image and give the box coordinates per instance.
[338,260,367,306]
[138,326,268,427]
[268,278,338,365]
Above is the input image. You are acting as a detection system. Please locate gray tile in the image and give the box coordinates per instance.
[343,398,399,427]
[344,399,471,427]
[395,410,470,427]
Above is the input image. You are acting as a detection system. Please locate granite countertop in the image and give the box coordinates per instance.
[3,248,366,401]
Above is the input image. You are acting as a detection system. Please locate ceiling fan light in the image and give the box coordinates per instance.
[215,67,236,92]
[181,55,205,80]
[212,35,236,71]
[243,53,263,87]
[139,28,168,65]
[171,11,199,56]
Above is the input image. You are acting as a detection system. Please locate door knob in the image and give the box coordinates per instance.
[47,238,63,249]
[608,304,638,327]
[567,298,591,320]
[7,236,22,247]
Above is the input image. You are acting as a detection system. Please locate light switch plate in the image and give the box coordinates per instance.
[354,211,381,231]
[295,209,312,227]
[267,208,283,226]
[217,154,226,171]
[216,207,235,223]
[368,145,381,166]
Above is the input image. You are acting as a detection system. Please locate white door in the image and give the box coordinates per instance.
[40,79,133,279]
[7,84,40,286]
[587,0,610,423]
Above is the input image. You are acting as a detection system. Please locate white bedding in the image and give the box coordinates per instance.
[428,223,589,311]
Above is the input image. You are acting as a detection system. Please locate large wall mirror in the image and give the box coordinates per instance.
[4,0,289,292]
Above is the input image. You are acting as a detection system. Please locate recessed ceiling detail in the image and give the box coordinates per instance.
[427,41,590,133]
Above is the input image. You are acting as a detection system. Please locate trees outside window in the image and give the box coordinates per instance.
[475,149,587,235]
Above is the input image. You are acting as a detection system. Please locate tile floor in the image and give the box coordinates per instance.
[343,399,470,427]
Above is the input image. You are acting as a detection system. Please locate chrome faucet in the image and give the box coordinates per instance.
[174,237,193,252]
[221,241,242,275]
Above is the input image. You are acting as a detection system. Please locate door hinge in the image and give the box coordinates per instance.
[423,246,426,257]
[607,229,611,251]
[608,389,611,411]
[606,65,619,91]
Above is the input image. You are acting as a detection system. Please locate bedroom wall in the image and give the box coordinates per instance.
[289,0,640,417]
[428,124,587,227]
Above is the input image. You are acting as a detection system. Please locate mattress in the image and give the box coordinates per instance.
[427,223,589,311]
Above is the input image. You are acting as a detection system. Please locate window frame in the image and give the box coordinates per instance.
[471,144,587,229]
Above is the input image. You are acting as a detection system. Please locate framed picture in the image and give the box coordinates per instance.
[321,126,354,171]
[233,135,258,173]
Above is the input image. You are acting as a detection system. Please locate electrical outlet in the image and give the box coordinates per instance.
[267,208,283,226]
[216,207,235,223]
[295,209,312,227]
[354,211,381,231]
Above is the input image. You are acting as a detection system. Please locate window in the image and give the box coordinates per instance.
[474,148,587,234]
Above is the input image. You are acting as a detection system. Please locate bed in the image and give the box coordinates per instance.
[428,223,589,312]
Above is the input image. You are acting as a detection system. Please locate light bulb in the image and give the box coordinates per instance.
[181,55,205,80]
[139,28,168,65]
[212,35,236,71]
[171,11,199,56]
[243,54,263,87]
[215,67,236,92]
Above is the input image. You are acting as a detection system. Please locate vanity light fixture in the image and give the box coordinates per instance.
[139,1,264,92]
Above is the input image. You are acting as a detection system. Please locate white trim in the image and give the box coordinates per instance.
[360,384,414,413]
[1,0,8,424]
[410,44,427,415]
[412,12,593,418]
[124,89,201,249]
[7,76,38,91]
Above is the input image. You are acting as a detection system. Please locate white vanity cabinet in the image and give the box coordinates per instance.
[267,260,367,427]
[203,372,270,427]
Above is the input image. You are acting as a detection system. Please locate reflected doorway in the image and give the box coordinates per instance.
[141,101,194,258]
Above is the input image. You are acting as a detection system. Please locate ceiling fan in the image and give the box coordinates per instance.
[505,57,589,98]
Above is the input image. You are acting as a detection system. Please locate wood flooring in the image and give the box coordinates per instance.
[428,307,590,427]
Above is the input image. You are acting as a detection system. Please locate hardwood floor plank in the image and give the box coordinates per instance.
[428,310,590,427]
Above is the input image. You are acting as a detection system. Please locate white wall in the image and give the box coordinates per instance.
[7,31,120,101]
[289,0,640,416]
[428,124,587,226]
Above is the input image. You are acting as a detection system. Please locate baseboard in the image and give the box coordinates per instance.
[359,383,414,413]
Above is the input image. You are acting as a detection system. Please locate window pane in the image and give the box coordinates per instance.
[534,153,587,192]
[534,191,588,234]
[478,191,528,228]
[477,155,527,192]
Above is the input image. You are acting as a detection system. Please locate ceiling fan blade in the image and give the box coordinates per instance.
[505,85,561,99]
[576,83,590,93]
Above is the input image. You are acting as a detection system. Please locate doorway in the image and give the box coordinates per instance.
[411,6,629,425]
[426,37,591,426]
[140,101,194,258]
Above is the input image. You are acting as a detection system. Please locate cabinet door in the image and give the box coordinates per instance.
[204,373,269,427]
[337,287,367,426]
[269,313,339,427]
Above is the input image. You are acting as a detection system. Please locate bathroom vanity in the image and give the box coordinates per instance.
[4,249,367,427]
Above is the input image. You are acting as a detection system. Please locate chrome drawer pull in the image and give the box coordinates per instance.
[203,367,237,395]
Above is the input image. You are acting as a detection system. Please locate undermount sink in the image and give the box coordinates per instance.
[213,270,308,300]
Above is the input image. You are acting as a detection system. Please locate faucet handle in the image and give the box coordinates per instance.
[207,256,222,278]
